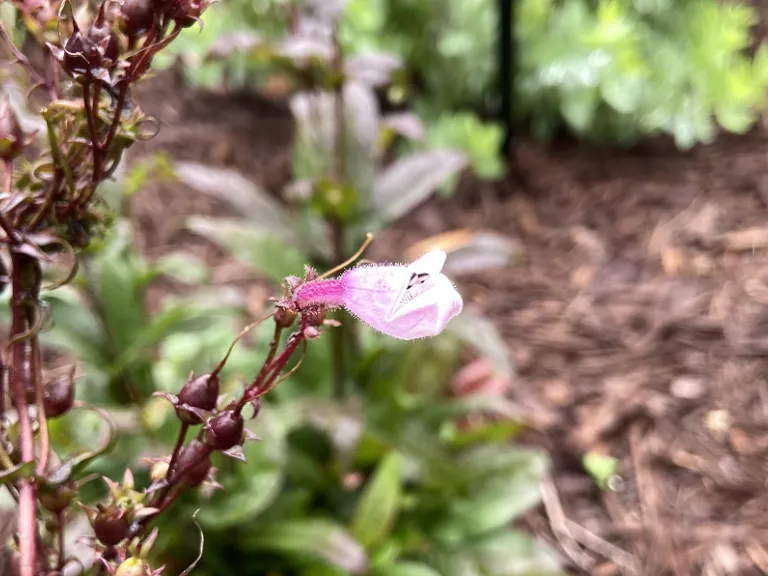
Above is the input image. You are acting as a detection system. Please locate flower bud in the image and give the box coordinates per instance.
[172,439,211,487]
[274,305,297,329]
[43,375,75,418]
[62,29,103,77]
[87,17,120,67]
[39,482,77,513]
[119,0,154,38]
[115,558,148,576]
[203,411,244,451]
[302,306,327,328]
[0,97,25,161]
[176,373,219,424]
[170,0,206,28]
[149,461,169,483]
[93,509,129,546]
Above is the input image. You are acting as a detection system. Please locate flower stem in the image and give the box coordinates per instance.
[9,252,39,576]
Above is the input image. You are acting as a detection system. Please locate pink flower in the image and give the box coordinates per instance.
[293,250,463,340]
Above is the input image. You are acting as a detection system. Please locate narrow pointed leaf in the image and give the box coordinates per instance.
[0,461,34,485]
[372,150,468,224]
[349,451,403,549]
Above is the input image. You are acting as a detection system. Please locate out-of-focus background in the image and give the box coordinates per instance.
[4,0,768,574]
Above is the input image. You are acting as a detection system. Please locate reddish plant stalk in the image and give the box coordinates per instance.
[9,252,40,576]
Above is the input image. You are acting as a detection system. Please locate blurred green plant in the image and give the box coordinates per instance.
[166,0,768,151]
[139,7,559,575]
[518,0,768,148]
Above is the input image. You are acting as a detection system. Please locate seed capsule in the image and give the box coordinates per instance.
[118,0,154,40]
[176,373,219,424]
[171,440,211,487]
[93,510,129,546]
[43,375,75,418]
[203,411,244,451]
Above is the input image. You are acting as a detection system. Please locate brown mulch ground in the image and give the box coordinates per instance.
[130,71,768,576]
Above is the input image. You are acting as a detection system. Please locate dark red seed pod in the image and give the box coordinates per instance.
[203,411,244,451]
[0,97,25,161]
[62,30,103,77]
[172,439,211,487]
[118,0,154,39]
[93,510,130,546]
[176,373,219,424]
[171,0,205,28]
[274,305,297,329]
[43,375,75,418]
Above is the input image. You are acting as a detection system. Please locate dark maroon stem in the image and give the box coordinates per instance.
[166,422,189,477]
[237,331,304,412]
[56,510,65,570]
[153,422,189,506]
[0,162,18,245]
[9,252,38,576]
[82,81,102,184]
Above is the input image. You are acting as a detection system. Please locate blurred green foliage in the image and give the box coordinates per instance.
[161,0,768,152]
[14,106,556,574]
[518,0,768,148]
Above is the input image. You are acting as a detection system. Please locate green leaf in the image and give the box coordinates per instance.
[197,470,283,528]
[47,407,118,484]
[443,418,525,448]
[349,451,403,548]
[0,461,34,485]
[374,562,442,576]
[560,87,597,133]
[715,103,754,134]
[186,216,308,284]
[472,530,563,575]
[448,479,542,538]
[583,451,619,490]
[372,149,468,224]
[174,162,298,238]
[153,251,209,284]
[40,286,108,368]
[246,519,367,574]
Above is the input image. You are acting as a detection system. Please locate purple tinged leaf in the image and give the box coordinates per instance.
[372,149,469,223]
[222,446,246,462]
[442,231,522,276]
[132,507,161,520]
[383,113,426,141]
[345,52,402,87]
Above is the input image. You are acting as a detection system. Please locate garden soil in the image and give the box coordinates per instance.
[130,70,768,576]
